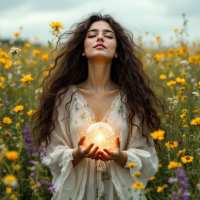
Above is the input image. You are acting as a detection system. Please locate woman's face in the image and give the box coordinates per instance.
[83,21,117,60]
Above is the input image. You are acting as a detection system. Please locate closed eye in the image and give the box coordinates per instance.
[88,35,112,39]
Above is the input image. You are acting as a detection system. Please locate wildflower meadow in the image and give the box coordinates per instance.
[0,13,200,200]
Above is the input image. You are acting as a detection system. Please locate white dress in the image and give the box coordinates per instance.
[40,85,159,200]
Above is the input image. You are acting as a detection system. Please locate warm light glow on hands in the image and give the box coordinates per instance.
[98,136,121,161]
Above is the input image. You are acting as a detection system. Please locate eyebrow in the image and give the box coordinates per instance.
[87,29,115,36]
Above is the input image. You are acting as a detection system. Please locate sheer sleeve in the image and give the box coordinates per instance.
[40,88,88,200]
[123,114,159,180]
[110,114,158,200]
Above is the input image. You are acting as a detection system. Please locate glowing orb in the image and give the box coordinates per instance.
[85,122,115,151]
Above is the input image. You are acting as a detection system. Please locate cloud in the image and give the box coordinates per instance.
[0,0,199,46]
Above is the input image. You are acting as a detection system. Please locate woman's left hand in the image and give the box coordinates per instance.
[95,136,121,161]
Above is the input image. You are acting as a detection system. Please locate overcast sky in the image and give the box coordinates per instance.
[0,0,199,47]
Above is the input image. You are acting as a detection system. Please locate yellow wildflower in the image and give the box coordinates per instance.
[132,172,141,177]
[3,175,17,187]
[5,131,12,137]
[176,77,186,84]
[181,155,194,163]
[5,151,19,161]
[157,186,163,193]
[20,74,34,84]
[183,125,188,128]
[150,130,165,141]
[180,113,186,119]
[0,155,3,163]
[190,117,200,125]
[12,163,21,170]
[180,87,185,91]
[49,21,64,30]
[132,182,144,190]
[160,75,167,80]
[168,48,174,53]
[13,105,24,113]
[25,43,31,47]
[149,176,155,181]
[167,80,176,86]
[42,54,48,61]
[31,184,37,190]
[11,194,17,199]
[27,110,36,116]
[32,50,40,56]
[182,109,188,113]
[156,36,160,42]
[14,32,20,37]
[158,164,162,168]
[168,161,182,169]
[177,149,186,157]
[3,117,12,125]
[193,110,199,114]
[127,162,137,167]
[162,184,168,189]
[165,141,178,149]
[6,187,12,194]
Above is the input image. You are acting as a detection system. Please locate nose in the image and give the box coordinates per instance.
[97,34,104,42]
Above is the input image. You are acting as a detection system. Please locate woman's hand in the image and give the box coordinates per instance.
[77,135,102,160]
[97,136,121,162]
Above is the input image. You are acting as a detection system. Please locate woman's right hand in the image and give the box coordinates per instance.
[77,135,102,160]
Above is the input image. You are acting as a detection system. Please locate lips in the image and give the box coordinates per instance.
[94,43,106,49]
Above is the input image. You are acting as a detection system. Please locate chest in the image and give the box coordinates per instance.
[76,89,120,123]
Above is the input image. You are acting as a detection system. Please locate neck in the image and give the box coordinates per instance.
[85,59,115,93]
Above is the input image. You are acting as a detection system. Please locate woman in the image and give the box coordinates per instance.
[32,12,168,200]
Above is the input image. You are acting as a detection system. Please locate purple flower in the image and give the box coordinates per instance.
[178,139,183,145]
[180,128,184,134]
[184,91,190,97]
[30,171,34,177]
[43,178,56,194]
[176,167,190,200]
[37,181,41,188]
[3,94,8,104]
[29,160,39,165]
[31,166,36,171]
[175,86,180,91]
[172,191,179,200]
[168,177,178,184]
[22,123,46,159]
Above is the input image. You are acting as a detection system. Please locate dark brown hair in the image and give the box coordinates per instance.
[31,11,173,151]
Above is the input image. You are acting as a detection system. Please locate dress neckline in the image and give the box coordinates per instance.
[72,85,121,123]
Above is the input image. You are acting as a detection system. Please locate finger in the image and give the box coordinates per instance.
[91,150,102,159]
[101,152,112,160]
[78,135,86,145]
[116,136,120,148]
[99,155,106,161]
[103,149,115,157]
[82,143,94,155]
[87,146,99,158]
[94,151,103,161]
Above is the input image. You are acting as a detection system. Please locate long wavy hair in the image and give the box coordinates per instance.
[31,12,174,152]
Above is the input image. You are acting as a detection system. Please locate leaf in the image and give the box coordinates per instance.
[190,169,198,175]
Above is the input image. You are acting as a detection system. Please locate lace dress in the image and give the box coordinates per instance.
[40,85,159,200]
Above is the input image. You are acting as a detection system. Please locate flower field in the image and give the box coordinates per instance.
[0,14,200,200]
